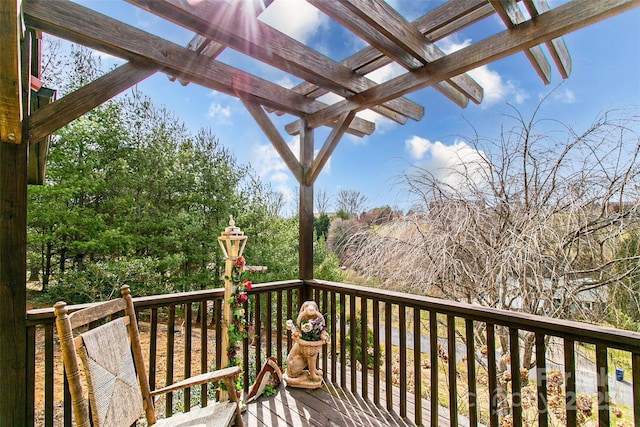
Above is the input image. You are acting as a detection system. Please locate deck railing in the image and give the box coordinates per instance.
[26,279,640,426]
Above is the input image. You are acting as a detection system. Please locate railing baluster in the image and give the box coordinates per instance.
[276,291,283,366]
[266,292,272,358]
[564,338,577,427]
[243,298,250,393]
[255,293,262,371]
[414,308,422,426]
[215,299,222,370]
[361,296,368,399]
[509,328,521,426]
[322,290,328,378]
[350,294,357,393]
[26,325,35,427]
[466,319,477,427]
[373,299,380,406]
[487,322,498,427]
[166,305,176,418]
[330,291,337,384]
[447,314,457,426]
[385,301,393,412]
[596,344,610,426]
[297,287,303,310]
[399,304,407,417]
[340,292,347,389]
[184,302,192,412]
[535,332,547,427]
[200,300,208,405]
[429,310,438,427]
[287,289,293,353]
[633,352,640,426]
[149,308,158,391]
[45,323,54,427]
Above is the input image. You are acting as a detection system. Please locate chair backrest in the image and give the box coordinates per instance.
[54,285,156,427]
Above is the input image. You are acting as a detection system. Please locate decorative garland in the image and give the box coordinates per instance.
[224,255,252,394]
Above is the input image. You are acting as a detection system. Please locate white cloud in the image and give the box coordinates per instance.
[438,37,472,56]
[270,170,290,184]
[206,102,232,125]
[250,142,289,179]
[406,136,431,160]
[467,66,528,106]
[247,136,311,208]
[259,0,329,43]
[275,75,296,89]
[438,37,528,107]
[552,87,576,104]
[249,132,337,206]
[249,141,295,205]
[366,62,404,84]
[405,136,488,191]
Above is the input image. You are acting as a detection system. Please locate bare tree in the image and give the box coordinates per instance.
[266,190,286,218]
[346,97,640,418]
[315,188,332,214]
[335,189,368,217]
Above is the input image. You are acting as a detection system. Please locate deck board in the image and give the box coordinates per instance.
[242,379,476,427]
[244,382,409,427]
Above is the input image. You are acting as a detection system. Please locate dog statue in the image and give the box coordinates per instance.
[283,301,328,389]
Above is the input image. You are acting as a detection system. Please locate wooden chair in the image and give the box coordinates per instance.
[54,285,243,427]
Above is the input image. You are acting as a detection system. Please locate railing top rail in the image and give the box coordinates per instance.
[247,279,304,294]
[27,277,639,352]
[307,279,640,352]
[26,279,304,325]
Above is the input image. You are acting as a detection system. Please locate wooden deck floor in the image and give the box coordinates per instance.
[242,381,471,427]
[243,382,411,427]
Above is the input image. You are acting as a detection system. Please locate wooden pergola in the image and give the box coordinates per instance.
[1,0,638,425]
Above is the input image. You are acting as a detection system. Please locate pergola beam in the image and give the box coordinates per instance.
[238,94,304,184]
[22,0,375,137]
[28,60,157,143]
[291,0,491,108]
[522,0,572,79]
[0,0,23,144]
[489,0,552,84]
[296,0,639,130]
[170,0,274,86]
[305,111,355,186]
[126,0,424,123]
[309,0,482,107]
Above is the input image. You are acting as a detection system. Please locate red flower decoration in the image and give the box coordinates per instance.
[234,256,246,269]
[242,279,252,291]
[235,292,248,304]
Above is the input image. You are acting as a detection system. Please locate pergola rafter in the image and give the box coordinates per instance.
[291,0,638,131]
[1,0,639,425]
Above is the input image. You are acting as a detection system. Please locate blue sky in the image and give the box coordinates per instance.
[74,0,640,214]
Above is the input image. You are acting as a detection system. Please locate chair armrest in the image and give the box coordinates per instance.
[150,366,241,397]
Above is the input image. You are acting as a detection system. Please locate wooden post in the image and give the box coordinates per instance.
[0,135,28,427]
[0,1,28,424]
[217,217,247,399]
[299,122,314,301]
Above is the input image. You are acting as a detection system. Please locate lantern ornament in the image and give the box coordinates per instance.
[218,215,247,261]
